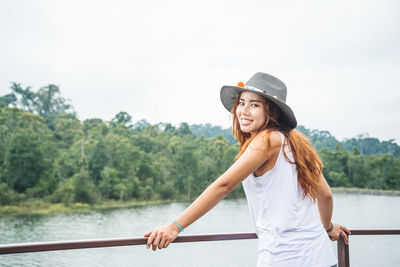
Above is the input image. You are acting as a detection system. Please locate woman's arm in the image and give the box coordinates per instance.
[144,132,280,251]
[316,174,334,229]
[316,174,351,244]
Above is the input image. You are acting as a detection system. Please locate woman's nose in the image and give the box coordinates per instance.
[242,104,250,115]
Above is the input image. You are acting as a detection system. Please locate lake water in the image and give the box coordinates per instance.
[1,193,400,266]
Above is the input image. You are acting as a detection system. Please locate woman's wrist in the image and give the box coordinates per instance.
[326,222,334,233]
[169,220,183,234]
[172,219,185,233]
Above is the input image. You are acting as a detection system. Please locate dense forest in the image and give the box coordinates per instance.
[189,124,400,157]
[0,83,399,208]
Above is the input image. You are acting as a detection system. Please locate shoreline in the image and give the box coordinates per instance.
[331,187,400,196]
[1,187,399,217]
[0,199,177,217]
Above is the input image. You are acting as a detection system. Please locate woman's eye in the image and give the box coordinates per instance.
[251,104,259,107]
[239,102,245,106]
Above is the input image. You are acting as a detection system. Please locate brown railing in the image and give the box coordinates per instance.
[0,233,256,254]
[337,229,400,267]
[1,229,399,267]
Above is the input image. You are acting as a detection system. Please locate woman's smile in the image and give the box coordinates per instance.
[240,118,253,126]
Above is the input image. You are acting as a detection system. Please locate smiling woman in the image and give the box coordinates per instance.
[145,72,350,267]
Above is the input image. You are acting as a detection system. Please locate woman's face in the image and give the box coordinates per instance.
[235,91,266,134]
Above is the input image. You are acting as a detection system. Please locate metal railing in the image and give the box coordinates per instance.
[336,229,400,267]
[1,229,399,267]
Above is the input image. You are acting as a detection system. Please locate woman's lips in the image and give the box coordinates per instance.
[240,118,252,126]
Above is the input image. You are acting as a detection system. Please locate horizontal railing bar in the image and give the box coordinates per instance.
[1,229,399,255]
[349,229,400,235]
[0,233,257,255]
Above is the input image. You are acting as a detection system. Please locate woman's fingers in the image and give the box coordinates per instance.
[340,229,349,245]
[159,236,168,250]
[145,223,180,251]
[342,225,351,235]
[144,230,153,237]
[152,231,163,251]
[146,230,156,249]
[329,223,351,245]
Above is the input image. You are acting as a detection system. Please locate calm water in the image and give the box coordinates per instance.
[1,193,400,267]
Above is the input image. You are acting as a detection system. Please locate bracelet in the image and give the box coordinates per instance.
[173,219,184,233]
[326,222,334,233]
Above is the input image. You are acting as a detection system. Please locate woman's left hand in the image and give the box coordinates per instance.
[328,223,351,245]
[144,222,181,251]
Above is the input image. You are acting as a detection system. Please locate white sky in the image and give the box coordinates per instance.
[1,0,399,143]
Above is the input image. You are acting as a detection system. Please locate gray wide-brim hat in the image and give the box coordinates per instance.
[220,72,297,129]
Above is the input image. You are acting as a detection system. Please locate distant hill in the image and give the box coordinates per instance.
[189,123,236,144]
[189,124,400,157]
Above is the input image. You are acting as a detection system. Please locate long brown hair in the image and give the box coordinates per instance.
[232,92,323,201]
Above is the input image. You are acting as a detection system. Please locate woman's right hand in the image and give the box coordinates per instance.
[144,222,181,251]
[328,223,351,245]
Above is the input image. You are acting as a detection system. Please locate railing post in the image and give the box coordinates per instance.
[337,235,350,267]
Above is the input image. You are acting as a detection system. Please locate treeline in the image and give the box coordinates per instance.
[189,124,400,190]
[0,108,240,206]
[189,124,400,157]
[296,126,400,157]
[0,83,399,207]
[319,147,399,189]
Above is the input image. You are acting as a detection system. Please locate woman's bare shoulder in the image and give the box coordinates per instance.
[248,130,282,152]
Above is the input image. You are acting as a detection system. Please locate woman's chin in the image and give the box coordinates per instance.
[239,126,252,133]
[239,124,263,134]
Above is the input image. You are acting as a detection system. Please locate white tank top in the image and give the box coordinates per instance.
[242,132,337,267]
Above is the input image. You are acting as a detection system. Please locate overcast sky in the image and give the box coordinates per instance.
[1,0,399,143]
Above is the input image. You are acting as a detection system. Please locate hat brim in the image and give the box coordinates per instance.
[220,85,297,129]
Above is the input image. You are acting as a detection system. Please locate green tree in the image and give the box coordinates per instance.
[0,93,17,108]
[319,146,350,186]
[53,113,82,149]
[83,118,108,139]
[52,178,74,206]
[33,84,74,129]
[384,157,400,190]
[0,108,56,189]
[99,167,119,200]
[4,128,50,193]
[0,183,11,205]
[72,168,99,204]
[177,122,194,136]
[347,155,367,187]
[89,140,109,183]
[10,83,36,112]
[111,111,132,128]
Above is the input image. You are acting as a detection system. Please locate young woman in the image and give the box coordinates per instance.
[144,72,350,266]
